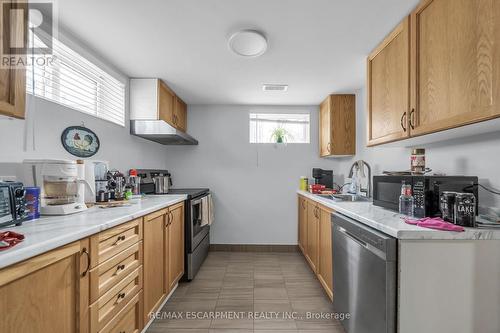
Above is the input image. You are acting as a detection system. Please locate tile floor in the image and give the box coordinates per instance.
[147,251,345,333]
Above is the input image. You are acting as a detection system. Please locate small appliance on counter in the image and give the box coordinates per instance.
[373,175,479,219]
[136,169,172,194]
[136,169,211,281]
[84,160,109,204]
[312,168,333,189]
[23,159,91,215]
[0,181,28,228]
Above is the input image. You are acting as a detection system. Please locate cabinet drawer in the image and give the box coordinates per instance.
[90,241,143,303]
[90,266,143,333]
[99,291,142,333]
[90,218,143,268]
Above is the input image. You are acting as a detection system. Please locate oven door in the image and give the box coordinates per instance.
[189,195,210,252]
[0,187,14,226]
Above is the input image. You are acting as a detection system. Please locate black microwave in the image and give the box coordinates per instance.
[373,175,479,218]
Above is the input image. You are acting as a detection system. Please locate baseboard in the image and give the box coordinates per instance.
[209,244,299,252]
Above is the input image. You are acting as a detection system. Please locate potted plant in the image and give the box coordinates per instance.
[270,127,292,144]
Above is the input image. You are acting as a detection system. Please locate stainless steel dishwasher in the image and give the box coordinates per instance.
[332,212,397,333]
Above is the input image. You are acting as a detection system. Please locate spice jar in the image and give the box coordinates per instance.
[411,148,426,175]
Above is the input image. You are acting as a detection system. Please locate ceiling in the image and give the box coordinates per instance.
[54,0,419,105]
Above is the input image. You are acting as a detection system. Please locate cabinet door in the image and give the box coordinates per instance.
[319,98,332,157]
[158,80,175,126]
[367,17,411,146]
[0,0,27,119]
[143,211,166,323]
[298,196,308,254]
[318,207,333,300]
[0,240,89,333]
[167,202,185,291]
[411,0,500,136]
[306,201,319,273]
[174,96,187,132]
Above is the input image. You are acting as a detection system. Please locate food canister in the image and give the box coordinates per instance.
[454,193,476,227]
[440,191,456,223]
[25,187,40,220]
[410,148,426,175]
[300,177,308,191]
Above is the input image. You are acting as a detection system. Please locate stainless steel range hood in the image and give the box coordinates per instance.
[129,78,199,145]
[130,120,198,145]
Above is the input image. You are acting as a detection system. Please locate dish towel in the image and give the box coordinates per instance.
[208,194,215,225]
[200,194,215,227]
[404,217,465,232]
[0,231,25,251]
[201,195,209,227]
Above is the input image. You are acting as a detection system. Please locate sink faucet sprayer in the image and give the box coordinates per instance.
[348,160,372,198]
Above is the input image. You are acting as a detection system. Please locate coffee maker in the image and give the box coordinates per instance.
[23,159,91,215]
[312,168,334,189]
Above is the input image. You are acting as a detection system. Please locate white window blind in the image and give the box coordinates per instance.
[249,113,310,143]
[26,30,126,126]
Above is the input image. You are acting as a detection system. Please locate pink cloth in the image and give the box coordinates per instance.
[403,217,465,232]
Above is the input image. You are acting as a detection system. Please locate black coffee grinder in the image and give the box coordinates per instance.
[312,168,334,189]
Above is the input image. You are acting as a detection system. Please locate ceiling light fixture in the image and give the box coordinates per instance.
[228,30,268,57]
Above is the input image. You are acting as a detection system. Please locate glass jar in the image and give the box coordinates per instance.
[454,193,476,227]
[411,148,426,175]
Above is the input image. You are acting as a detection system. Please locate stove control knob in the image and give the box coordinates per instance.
[14,188,26,198]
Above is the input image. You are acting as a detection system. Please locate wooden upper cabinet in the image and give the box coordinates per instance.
[174,96,187,132]
[0,0,27,119]
[158,80,175,125]
[319,94,356,157]
[367,17,411,146]
[411,0,500,136]
[0,240,90,333]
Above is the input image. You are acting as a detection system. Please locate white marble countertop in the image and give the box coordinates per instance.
[298,190,500,240]
[0,194,187,269]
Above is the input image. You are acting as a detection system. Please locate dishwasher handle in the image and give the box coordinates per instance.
[338,226,367,247]
[336,225,388,260]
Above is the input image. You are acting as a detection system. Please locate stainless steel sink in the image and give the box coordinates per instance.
[316,193,370,202]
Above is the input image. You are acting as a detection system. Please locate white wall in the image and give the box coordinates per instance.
[164,105,335,245]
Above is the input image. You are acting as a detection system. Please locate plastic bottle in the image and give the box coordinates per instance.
[399,182,414,217]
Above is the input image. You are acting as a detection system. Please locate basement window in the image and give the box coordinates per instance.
[26,30,126,126]
[249,113,310,144]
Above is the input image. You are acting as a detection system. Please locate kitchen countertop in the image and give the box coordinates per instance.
[298,190,500,240]
[0,194,187,269]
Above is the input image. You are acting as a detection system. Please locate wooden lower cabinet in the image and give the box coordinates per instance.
[99,291,142,333]
[0,240,90,333]
[144,203,185,324]
[318,206,333,300]
[143,209,167,324]
[298,196,308,253]
[306,200,319,273]
[167,202,185,292]
[298,195,334,300]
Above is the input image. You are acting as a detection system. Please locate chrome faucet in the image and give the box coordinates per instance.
[348,160,372,198]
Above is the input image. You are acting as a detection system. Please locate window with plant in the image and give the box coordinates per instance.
[249,113,310,144]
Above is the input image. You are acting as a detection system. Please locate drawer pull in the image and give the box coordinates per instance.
[117,292,126,300]
[115,235,126,244]
[117,264,126,271]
